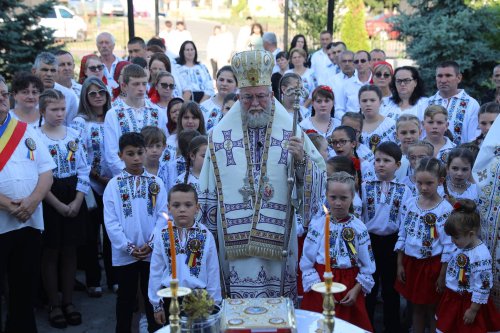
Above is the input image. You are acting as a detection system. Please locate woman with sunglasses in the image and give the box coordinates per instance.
[200,65,238,131]
[371,61,394,115]
[150,71,176,110]
[385,66,428,121]
[71,77,115,298]
[78,55,108,88]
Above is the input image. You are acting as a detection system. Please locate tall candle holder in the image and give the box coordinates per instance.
[312,274,346,333]
[157,280,192,333]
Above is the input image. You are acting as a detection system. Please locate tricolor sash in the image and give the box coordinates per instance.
[0,114,27,172]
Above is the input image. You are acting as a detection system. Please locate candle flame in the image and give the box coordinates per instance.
[162,212,171,221]
[323,205,328,215]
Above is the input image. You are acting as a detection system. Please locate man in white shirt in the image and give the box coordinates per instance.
[0,75,55,333]
[55,50,82,97]
[127,37,148,62]
[370,48,386,64]
[332,50,357,119]
[310,31,332,77]
[263,32,281,74]
[236,16,253,52]
[104,64,167,176]
[428,60,480,144]
[32,52,79,124]
[169,21,193,57]
[97,32,122,89]
[336,50,372,116]
[317,41,346,86]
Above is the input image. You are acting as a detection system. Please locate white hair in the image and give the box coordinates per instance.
[96,32,116,44]
[262,32,277,46]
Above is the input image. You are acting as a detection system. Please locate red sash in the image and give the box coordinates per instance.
[0,116,27,172]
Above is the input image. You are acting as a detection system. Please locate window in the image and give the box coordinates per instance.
[60,9,73,19]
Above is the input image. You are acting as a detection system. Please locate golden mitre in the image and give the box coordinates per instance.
[231,49,275,88]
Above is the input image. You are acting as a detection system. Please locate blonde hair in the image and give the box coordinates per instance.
[289,47,307,59]
[407,140,434,156]
[396,114,420,131]
[326,171,356,197]
[424,105,448,120]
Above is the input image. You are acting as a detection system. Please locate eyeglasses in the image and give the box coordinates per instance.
[159,83,176,90]
[87,89,107,98]
[353,59,367,64]
[240,94,269,104]
[88,65,104,72]
[329,139,351,147]
[375,72,391,79]
[396,78,415,86]
[341,59,353,63]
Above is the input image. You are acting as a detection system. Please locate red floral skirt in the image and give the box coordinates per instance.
[301,263,373,332]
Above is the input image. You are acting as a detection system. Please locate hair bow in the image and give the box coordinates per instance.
[305,129,318,134]
[453,202,462,211]
[318,85,333,93]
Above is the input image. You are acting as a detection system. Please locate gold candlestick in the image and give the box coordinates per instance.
[156,280,192,333]
[312,273,347,333]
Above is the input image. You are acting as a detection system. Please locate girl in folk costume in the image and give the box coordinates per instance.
[200,66,238,131]
[164,97,183,145]
[299,86,340,140]
[301,172,375,332]
[361,141,413,332]
[423,105,456,163]
[394,157,454,333]
[341,111,374,162]
[326,156,362,219]
[394,114,422,181]
[148,184,221,326]
[400,141,435,196]
[329,125,374,181]
[444,148,478,203]
[436,199,500,333]
[473,102,499,147]
[359,85,397,153]
[175,135,208,193]
[279,72,311,122]
[71,77,114,297]
[37,89,91,328]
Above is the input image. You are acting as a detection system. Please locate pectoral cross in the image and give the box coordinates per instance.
[239,177,255,204]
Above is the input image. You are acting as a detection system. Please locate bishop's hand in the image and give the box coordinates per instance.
[288,136,304,163]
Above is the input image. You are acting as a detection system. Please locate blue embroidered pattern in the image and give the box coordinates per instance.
[270,129,292,165]
[213,129,244,166]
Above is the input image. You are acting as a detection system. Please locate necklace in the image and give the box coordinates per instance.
[312,116,332,135]
[450,181,470,190]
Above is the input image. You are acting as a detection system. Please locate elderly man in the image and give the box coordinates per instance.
[97,32,122,88]
[32,52,79,124]
[262,32,281,73]
[199,49,326,301]
[428,60,480,144]
[0,75,55,333]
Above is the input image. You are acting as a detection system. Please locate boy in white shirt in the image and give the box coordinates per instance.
[149,183,221,325]
[103,132,168,333]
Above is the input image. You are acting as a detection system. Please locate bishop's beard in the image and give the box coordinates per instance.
[242,105,272,128]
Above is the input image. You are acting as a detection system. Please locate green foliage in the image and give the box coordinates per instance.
[364,0,400,13]
[340,0,370,52]
[289,0,327,46]
[231,0,250,18]
[0,0,61,80]
[394,0,500,97]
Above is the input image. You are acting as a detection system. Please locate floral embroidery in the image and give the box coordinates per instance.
[365,181,405,223]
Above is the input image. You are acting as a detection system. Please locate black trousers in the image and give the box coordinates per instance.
[365,232,401,333]
[115,261,157,333]
[79,191,116,287]
[0,227,41,333]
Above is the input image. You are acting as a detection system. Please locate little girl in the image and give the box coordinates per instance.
[436,199,500,333]
[141,126,167,176]
[401,141,435,196]
[358,85,397,152]
[423,105,455,163]
[444,148,478,203]
[394,157,454,333]
[175,135,208,193]
[326,156,362,218]
[329,125,374,181]
[341,112,374,163]
[473,102,499,147]
[394,114,422,181]
[361,141,412,332]
[37,89,90,328]
[301,172,375,332]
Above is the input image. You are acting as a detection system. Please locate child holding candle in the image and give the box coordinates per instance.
[103,132,168,333]
[148,183,221,326]
[300,172,375,332]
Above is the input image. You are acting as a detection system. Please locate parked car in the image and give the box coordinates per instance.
[39,5,87,42]
[68,0,97,16]
[68,0,126,16]
[102,0,126,16]
[365,13,400,40]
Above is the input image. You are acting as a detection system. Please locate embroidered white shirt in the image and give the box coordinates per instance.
[395,197,454,262]
[200,97,222,131]
[300,214,376,294]
[176,63,214,96]
[103,169,168,266]
[299,117,340,138]
[361,116,397,150]
[382,97,429,121]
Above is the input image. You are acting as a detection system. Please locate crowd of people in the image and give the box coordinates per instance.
[0,21,500,333]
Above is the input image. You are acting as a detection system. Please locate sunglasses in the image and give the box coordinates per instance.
[375,72,391,79]
[88,65,104,72]
[353,59,367,64]
[87,89,107,98]
[159,83,176,89]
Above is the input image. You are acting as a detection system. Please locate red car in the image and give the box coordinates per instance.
[365,13,400,40]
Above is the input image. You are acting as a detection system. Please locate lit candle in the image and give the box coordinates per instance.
[164,213,177,279]
[323,205,331,273]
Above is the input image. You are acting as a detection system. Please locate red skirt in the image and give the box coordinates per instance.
[394,254,442,305]
[301,263,373,332]
[297,235,305,296]
[436,288,500,333]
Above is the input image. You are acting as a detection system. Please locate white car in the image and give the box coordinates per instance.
[39,5,87,42]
